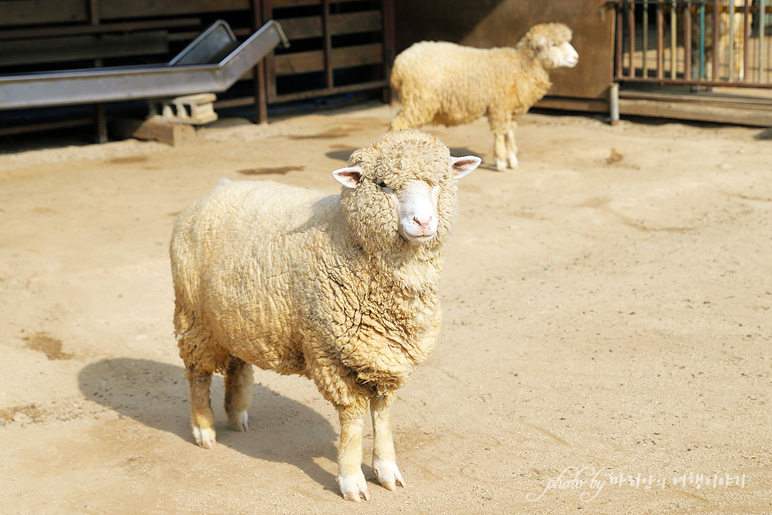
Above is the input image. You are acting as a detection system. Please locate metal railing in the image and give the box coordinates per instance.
[611,0,772,88]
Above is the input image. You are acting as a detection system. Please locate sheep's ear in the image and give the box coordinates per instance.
[451,156,481,179]
[532,35,548,53]
[332,166,363,188]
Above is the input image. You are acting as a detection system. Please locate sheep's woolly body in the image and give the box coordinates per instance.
[170,130,481,501]
[171,128,467,413]
[173,180,441,406]
[390,23,577,170]
[391,42,551,128]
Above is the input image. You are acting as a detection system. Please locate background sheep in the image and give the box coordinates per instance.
[389,23,579,171]
[170,129,480,502]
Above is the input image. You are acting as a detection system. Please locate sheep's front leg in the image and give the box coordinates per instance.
[337,404,370,501]
[505,123,519,169]
[371,393,405,491]
[186,366,217,449]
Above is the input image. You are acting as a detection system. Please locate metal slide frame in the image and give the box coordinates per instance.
[0,20,289,111]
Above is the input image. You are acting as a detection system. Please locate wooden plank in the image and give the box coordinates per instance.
[330,11,381,35]
[99,0,249,20]
[618,98,772,127]
[278,16,322,40]
[0,117,93,137]
[277,12,381,40]
[332,43,383,69]
[535,96,609,113]
[0,31,169,66]
[619,90,772,108]
[273,43,382,75]
[0,0,87,27]
[269,79,389,102]
[0,18,200,41]
[272,0,366,8]
[274,49,324,75]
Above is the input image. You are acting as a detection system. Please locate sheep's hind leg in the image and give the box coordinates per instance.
[224,355,253,432]
[494,131,508,171]
[337,403,370,501]
[186,365,217,449]
[371,393,405,491]
[505,123,519,169]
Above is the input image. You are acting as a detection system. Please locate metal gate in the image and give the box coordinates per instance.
[612,0,771,87]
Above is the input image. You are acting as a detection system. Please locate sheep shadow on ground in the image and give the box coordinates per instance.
[325,149,354,163]
[78,358,339,494]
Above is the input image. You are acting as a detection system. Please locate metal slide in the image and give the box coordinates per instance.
[0,20,289,110]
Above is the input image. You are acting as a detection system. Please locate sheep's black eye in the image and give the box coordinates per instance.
[376,180,394,194]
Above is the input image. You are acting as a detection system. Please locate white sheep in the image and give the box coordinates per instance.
[170,129,480,502]
[390,23,579,171]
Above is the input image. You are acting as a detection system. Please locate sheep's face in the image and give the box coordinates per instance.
[522,23,579,69]
[332,130,480,252]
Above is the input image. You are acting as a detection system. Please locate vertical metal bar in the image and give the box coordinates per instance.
[381,0,395,104]
[610,82,620,125]
[729,0,736,79]
[616,1,624,78]
[643,0,649,76]
[628,0,636,77]
[89,0,107,143]
[761,0,767,82]
[712,0,720,80]
[657,1,664,78]
[699,0,706,79]
[671,0,678,78]
[685,0,692,79]
[743,0,750,82]
[263,0,277,99]
[322,0,333,89]
[251,0,267,124]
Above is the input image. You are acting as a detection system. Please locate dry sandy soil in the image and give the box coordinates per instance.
[0,102,770,514]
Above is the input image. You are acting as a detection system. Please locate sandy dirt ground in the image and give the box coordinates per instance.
[0,102,770,514]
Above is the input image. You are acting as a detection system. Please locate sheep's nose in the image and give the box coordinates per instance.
[413,216,432,229]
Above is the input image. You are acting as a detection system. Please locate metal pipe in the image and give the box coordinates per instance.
[699,0,706,79]
[657,2,664,78]
[728,0,735,80]
[743,0,750,82]
[610,82,620,125]
[0,20,289,110]
[616,1,624,78]
[629,0,637,76]
[712,0,720,80]
[685,0,692,79]
[761,0,767,83]
[643,0,649,76]
[671,0,677,78]
[615,76,772,88]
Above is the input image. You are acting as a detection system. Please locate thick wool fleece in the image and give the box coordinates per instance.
[390,23,572,131]
[170,130,459,411]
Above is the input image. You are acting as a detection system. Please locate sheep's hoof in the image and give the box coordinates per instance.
[507,154,519,169]
[339,473,370,502]
[193,426,217,449]
[373,458,406,491]
[228,410,249,432]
